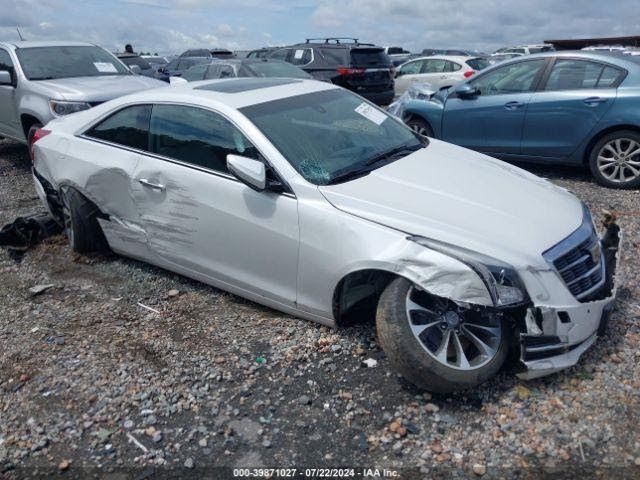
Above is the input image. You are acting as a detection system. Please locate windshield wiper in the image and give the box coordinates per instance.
[29,76,56,80]
[326,143,423,185]
[364,143,423,166]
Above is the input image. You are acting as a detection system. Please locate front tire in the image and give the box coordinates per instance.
[405,116,433,138]
[60,188,108,254]
[588,130,640,189]
[376,277,508,393]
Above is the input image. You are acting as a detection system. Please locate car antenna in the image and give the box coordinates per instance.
[16,27,25,41]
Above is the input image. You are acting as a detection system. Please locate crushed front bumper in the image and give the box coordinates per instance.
[516,222,622,379]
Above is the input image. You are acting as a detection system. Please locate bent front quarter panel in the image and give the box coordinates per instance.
[291,180,493,323]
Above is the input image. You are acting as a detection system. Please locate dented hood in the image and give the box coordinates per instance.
[318,139,583,267]
[35,75,165,102]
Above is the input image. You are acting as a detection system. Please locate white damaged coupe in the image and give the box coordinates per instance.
[31,77,622,393]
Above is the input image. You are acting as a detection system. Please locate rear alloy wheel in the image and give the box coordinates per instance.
[589,130,640,189]
[376,278,508,393]
[405,117,433,138]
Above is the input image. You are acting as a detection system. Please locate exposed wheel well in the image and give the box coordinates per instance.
[20,114,42,139]
[332,269,398,326]
[583,125,640,165]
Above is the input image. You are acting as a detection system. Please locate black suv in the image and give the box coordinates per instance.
[268,38,395,106]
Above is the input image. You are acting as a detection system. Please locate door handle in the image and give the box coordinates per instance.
[583,96,608,106]
[504,101,525,110]
[138,178,166,191]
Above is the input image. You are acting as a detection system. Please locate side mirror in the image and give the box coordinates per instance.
[0,70,13,86]
[455,83,479,99]
[227,155,266,191]
[129,65,142,75]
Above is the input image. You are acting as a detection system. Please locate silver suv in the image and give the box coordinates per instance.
[0,41,165,151]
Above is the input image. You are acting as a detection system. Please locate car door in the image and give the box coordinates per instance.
[441,58,547,153]
[419,59,448,89]
[520,58,622,158]
[131,104,299,305]
[442,60,464,87]
[394,59,424,94]
[0,48,21,139]
[81,104,154,259]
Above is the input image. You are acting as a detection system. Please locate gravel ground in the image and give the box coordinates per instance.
[0,137,639,479]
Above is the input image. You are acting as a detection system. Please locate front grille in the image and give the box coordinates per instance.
[543,207,605,301]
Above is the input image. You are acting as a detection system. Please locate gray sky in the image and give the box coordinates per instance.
[0,0,638,54]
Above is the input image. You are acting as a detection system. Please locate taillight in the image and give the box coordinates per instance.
[30,128,51,161]
[390,66,396,76]
[463,70,476,78]
[336,67,365,76]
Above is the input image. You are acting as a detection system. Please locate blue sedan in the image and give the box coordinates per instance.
[399,51,640,188]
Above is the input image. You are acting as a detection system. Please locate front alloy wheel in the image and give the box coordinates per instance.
[376,277,508,393]
[406,286,502,371]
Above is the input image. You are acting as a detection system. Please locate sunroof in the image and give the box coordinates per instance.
[195,78,302,93]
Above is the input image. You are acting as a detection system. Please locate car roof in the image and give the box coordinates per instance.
[0,40,96,49]
[122,77,339,110]
[509,49,640,66]
[406,55,478,63]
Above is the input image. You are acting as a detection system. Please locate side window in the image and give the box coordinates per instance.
[444,61,461,72]
[290,48,312,66]
[544,59,622,90]
[0,49,13,71]
[318,48,348,65]
[204,64,221,79]
[219,65,235,78]
[149,105,259,174]
[182,63,208,81]
[470,59,545,96]
[86,105,151,150]
[269,49,290,62]
[166,60,179,71]
[398,60,422,76]
[598,66,624,88]
[422,59,446,73]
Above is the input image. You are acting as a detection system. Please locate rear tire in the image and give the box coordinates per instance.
[376,277,509,393]
[405,116,433,138]
[588,130,640,189]
[60,188,108,254]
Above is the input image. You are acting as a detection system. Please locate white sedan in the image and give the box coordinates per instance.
[394,55,490,95]
[31,78,620,392]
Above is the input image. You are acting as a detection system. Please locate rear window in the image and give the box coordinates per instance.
[350,48,391,67]
[466,58,491,71]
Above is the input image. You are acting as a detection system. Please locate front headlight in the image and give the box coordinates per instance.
[408,236,527,306]
[49,100,91,117]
